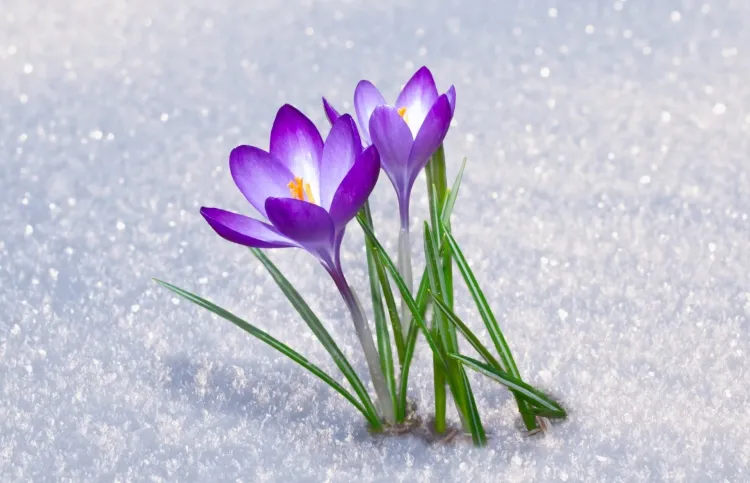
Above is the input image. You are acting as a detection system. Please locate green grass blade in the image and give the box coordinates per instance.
[154,279,379,427]
[442,229,517,373]
[249,248,382,427]
[425,223,485,439]
[440,157,467,224]
[434,297,565,419]
[451,353,567,418]
[356,216,446,423]
[431,296,503,370]
[374,256,405,365]
[357,217,446,368]
[432,329,447,433]
[459,367,487,445]
[360,205,398,417]
[396,319,420,420]
[442,228,539,430]
[359,161,467,422]
[424,219,449,431]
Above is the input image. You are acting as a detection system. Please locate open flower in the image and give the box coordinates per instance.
[200,104,379,277]
[200,104,395,423]
[322,66,456,229]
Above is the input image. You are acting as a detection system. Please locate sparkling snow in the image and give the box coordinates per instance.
[2,0,749,481]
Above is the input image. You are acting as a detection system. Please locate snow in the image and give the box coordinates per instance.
[2,0,749,480]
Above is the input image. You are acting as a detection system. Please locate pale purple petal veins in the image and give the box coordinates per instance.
[408,94,453,185]
[200,207,298,249]
[319,114,360,211]
[395,66,439,134]
[229,145,295,218]
[265,197,335,255]
[369,105,413,194]
[354,80,387,145]
[329,145,381,229]
[269,104,324,202]
[445,85,456,115]
[322,97,341,125]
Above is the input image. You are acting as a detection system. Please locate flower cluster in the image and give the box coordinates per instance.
[159,66,566,444]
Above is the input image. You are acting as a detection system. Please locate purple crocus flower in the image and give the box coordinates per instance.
[322,66,456,229]
[201,104,377,279]
[323,67,455,329]
[200,104,394,423]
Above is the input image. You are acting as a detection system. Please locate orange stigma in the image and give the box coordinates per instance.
[287,177,316,204]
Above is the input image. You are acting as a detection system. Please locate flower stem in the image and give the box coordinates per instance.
[333,270,396,425]
[397,227,414,343]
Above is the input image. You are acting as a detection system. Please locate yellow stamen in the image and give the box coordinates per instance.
[303,183,316,205]
[287,176,316,204]
[397,107,409,123]
[288,176,305,200]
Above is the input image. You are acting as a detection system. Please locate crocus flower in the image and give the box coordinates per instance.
[323,67,455,328]
[200,104,395,423]
[322,66,456,230]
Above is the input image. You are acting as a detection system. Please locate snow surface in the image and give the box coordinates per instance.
[2,0,750,481]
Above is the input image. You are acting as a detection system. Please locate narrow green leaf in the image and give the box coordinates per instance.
[406,157,467,329]
[154,279,380,428]
[441,230,517,373]
[431,296,503,370]
[396,318,420,421]
[432,329,447,433]
[459,367,487,446]
[451,353,567,418]
[424,223,485,440]
[365,158,466,421]
[442,228,539,430]
[357,217,447,368]
[249,248,382,426]
[360,205,398,417]
[434,297,565,422]
[375,258,405,365]
[440,157,467,225]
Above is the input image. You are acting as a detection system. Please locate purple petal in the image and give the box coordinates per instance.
[408,94,453,183]
[265,197,335,255]
[319,114,361,211]
[395,66,439,136]
[369,105,414,224]
[229,145,295,218]
[354,80,387,145]
[200,207,297,249]
[445,85,456,115]
[269,104,323,202]
[329,145,380,229]
[322,97,341,125]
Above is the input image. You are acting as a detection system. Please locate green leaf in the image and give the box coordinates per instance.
[459,366,487,446]
[154,279,381,428]
[431,296,503,370]
[360,205,398,418]
[440,157,467,225]
[450,353,567,419]
[396,318,420,421]
[432,329,447,433]
[442,228,539,430]
[249,248,382,427]
[424,222,485,441]
[365,156,468,422]
[442,230,516,371]
[374,254,405,365]
[357,217,446,368]
[434,297,566,420]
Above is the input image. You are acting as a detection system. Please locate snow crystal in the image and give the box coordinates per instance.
[1,0,749,481]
